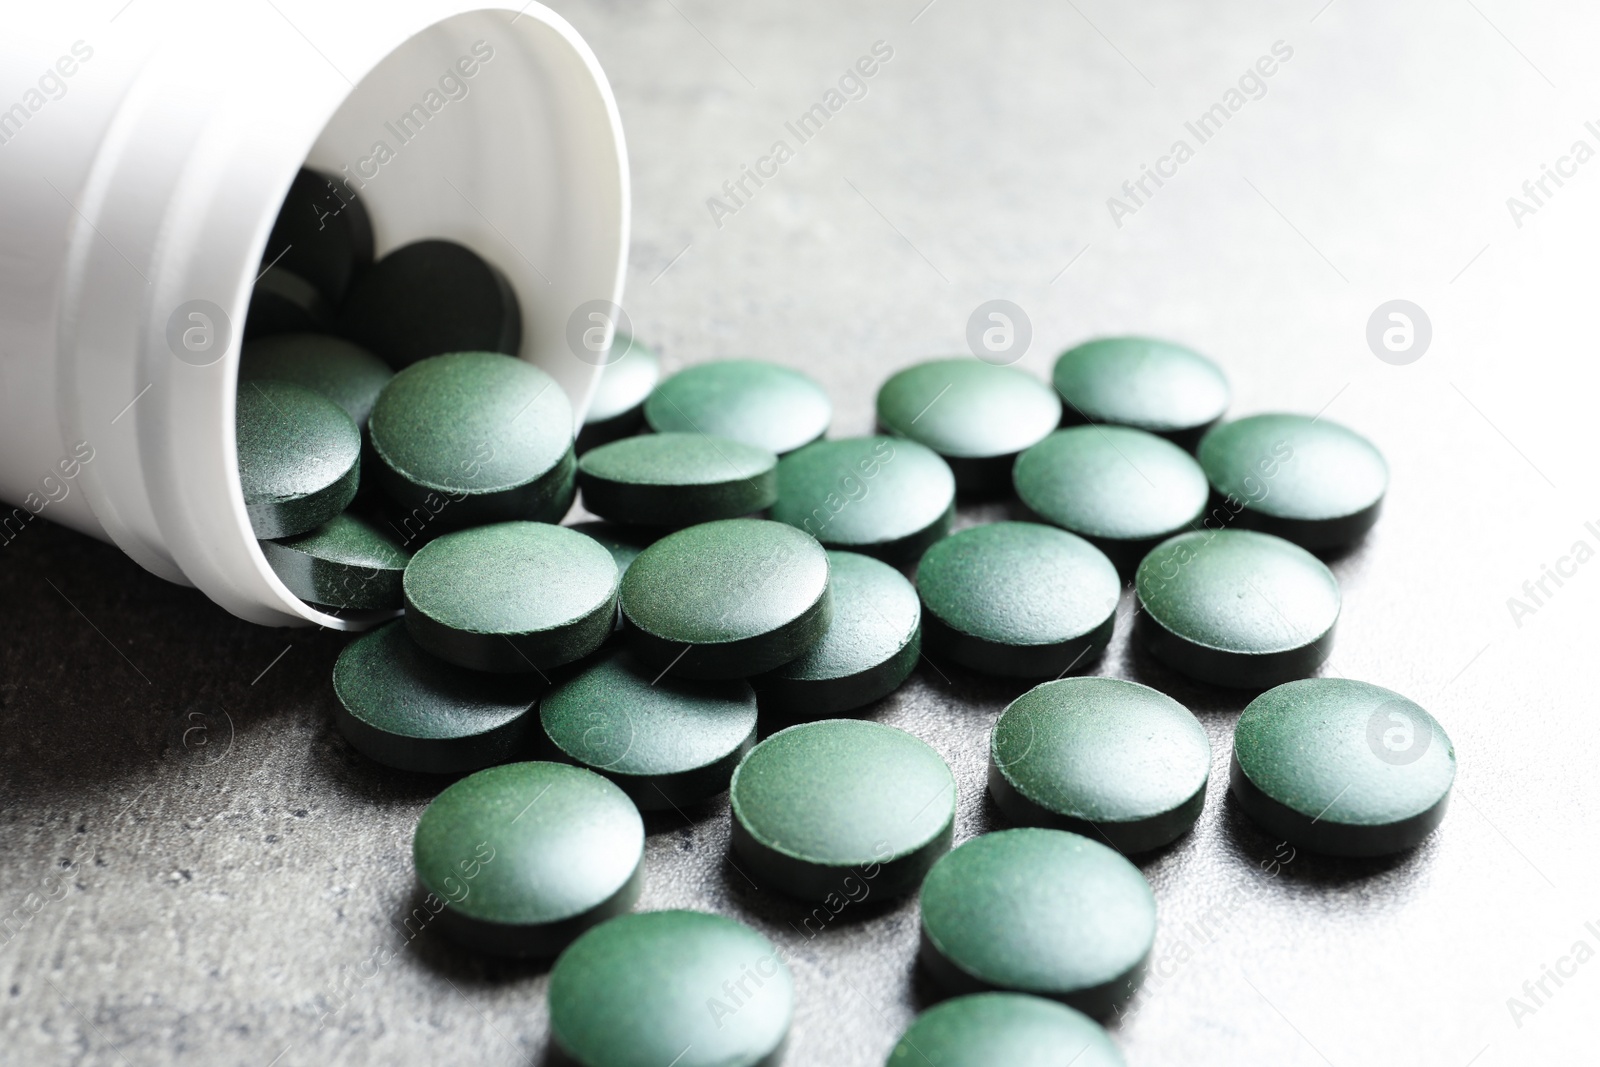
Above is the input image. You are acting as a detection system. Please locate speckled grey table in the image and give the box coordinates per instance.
[5,1,1600,1064]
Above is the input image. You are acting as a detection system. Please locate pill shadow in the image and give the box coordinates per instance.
[714,852,910,933]
[1218,790,1430,885]
[401,882,558,982]
[1117,636,1258,718]
[975,787,1191,870]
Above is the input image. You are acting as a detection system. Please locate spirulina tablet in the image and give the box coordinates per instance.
[368,351,576,528]
[771,436,955,564]
[1052,337,1229,449]
[239,333,393,428]
[645,359,831,456]
[245,267,333,339]
[1231,678,1455,856]
[262,168,374,305]
[729,719,955,901]
[1198,413,1388,551]
[754,551,921,718]
[549,910,793,1067]
[260,511,410,610]
[412,762,642,957]
[620,519,832,680]
[1134,529,1340,689]
[989,678,1209,853]
[1013,426,1208,574]
[918,828,1155,1016]
[541,648,758,810]
[886,993,1126,1067]
[876,359,1061,494]
[403,522,617,673]
[577,433,778,526]
[235,379,360,539]
[916,522,1119,679]
[577,332,660,451]
[332,621,541,773]
[338,239,521,368]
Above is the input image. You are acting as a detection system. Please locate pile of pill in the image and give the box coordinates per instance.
[239,175,1454,1067]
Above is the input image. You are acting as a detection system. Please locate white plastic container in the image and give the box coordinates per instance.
[0,0,628,627]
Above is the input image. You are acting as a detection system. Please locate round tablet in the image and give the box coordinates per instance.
[541,648,758,810]
[1231,678,1455,856]
[577,433,778,527]
[989,678,1209,853]
[412,762,642,956]
[1052,337,1229,449]
[1013,426,1208,574]
[260,511,410,610]
[771,436,954,564]
[368,351,576,528]
[876,359,1061,494]
[332,621,541,773]
[549,910,793,1067]
[1134,530,1340,689]
[338,239,521,368]
[886,993,1125,1067]
[620,519,832,680]
[577,332,660,451]
[403,522,617,673]
[754,552,920,718]
[245,267,333,339]
[1199,413,1388,551]
[916,523,1119,679]
[729,719,955,901]
[919,828,1155,1016]
[239,332,393,428]
[235,379,360,539]
[262,168,374,305]
[644,359,831,455]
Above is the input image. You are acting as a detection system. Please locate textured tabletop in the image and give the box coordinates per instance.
[5,1,1599,1064]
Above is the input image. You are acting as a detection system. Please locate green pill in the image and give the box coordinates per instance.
[1013,426,1208,575]
[541,648,758,810]
[338,239,521,369]
[1134,529,1339,689]
[368,351,576,528]
[403,522,617,673]
[549,910,793,1067]
[259,511,410,610]
[245,267,333,339]
[919,828,1155,1016]
[989,678,1210,853]
[1231,678,1455,856]
[412,761,642,957]
[1052,337,1230,450]
[645,359,831,455]
[729,719,955,901]
[754,551,920,718]
[577,433,778,527]
[1198,413,1388,551]
[239,333,393,428]
[916,522,1119,679]
[577,332,660,451]
[332,621,541,773]
[886,993,1125,1067]
[261,168,374,305]
[235,379,360,539]
[876,358,1061,494]
[620,519,832,680]
[771,436,954,564]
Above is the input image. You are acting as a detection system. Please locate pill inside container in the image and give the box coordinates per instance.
[19,5,628,628]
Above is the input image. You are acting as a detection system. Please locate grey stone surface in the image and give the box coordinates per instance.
[5,0,1600,1064]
